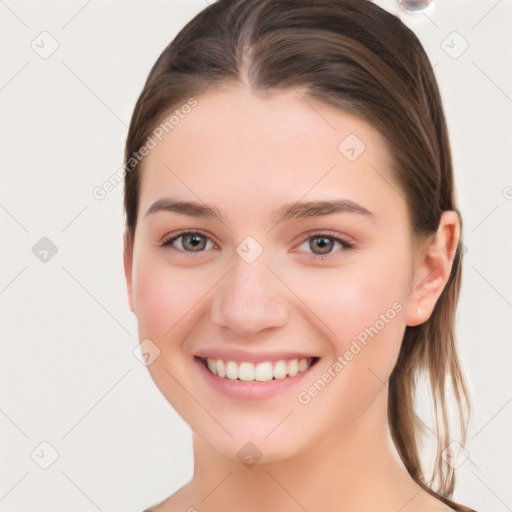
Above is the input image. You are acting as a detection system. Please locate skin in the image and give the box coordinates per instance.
[123,84,460,512]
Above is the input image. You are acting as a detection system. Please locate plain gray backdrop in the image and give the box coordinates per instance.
[1,1,511,510]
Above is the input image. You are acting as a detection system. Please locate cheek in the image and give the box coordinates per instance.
[130,254,210,414]
[292,261,407,344]
[289,265,407,427]
[131,253,206,339]
[284,249,409,399]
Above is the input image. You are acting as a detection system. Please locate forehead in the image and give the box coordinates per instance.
[138,85,405,226]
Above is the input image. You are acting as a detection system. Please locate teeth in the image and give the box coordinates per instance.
[273,360,288,380]
[287,358,299,377]
[238,362,254,381]
[202,357,314,382]
[226,361,238,380]
[217,359,226,378]
[254,361,273,381]
[206,358,217,375]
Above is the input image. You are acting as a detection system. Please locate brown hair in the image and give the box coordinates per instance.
[123,0,471,509]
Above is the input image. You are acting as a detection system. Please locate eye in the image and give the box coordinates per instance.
[161,231,216,253]
[160,230,354,259]
[296,232,355,260]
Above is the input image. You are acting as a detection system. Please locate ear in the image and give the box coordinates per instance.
[123,230,135,313]
[405,211,461,327]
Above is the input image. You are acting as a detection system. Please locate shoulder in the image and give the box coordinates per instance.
[141,505,189,512]
[447,503,479,512]
[409,492,476,512]
[446,505,479,512]
[141,503,167,512]
[141,484,194,512]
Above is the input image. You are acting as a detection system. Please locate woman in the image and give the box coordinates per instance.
[122,0,477,510]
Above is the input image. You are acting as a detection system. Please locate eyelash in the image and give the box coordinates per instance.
[160,230,355,260]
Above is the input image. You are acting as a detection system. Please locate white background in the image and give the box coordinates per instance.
[0,1,511,510]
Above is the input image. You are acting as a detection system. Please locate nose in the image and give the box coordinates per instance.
[209,253,289,337]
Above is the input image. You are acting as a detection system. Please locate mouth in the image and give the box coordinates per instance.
[196,356,319,382]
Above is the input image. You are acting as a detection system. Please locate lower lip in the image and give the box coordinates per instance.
[194,357,317,401]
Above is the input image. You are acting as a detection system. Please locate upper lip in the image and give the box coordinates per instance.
[194,348,318,364]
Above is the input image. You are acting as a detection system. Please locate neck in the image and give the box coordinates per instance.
[185,387,424,512]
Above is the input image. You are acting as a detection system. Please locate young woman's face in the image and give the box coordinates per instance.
[125,85,419,463]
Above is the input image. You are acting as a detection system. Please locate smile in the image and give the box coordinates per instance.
[198,356,317,382]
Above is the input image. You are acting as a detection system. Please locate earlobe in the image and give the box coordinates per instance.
[405,211,460,327]
[123,231,135,314]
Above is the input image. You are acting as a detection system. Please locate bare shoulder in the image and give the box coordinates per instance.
[141,504,166,512]
[400,489,469,512]
[141,502,179,512]
[142,502,195,512]
[141,498,166,512]
[141,500,184,512]
[142,483,195,512]
[418,493,478,512]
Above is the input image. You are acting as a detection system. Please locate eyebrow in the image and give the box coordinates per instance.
[144,197,375,224]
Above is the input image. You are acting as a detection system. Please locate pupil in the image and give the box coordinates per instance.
[312,237,332,254]
[184,234,205,251]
